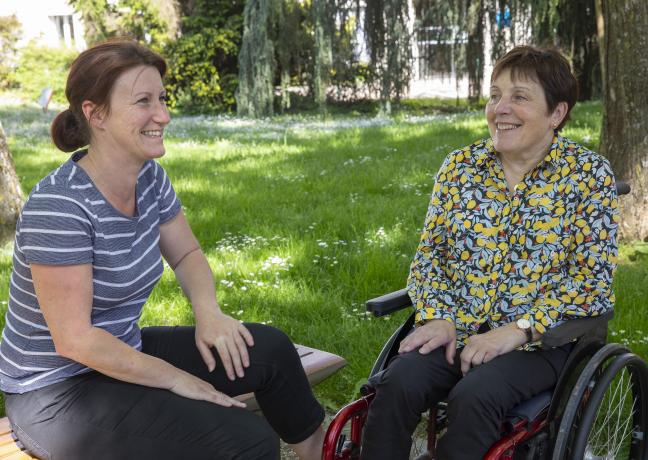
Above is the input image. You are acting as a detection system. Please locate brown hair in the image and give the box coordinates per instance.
[491,45,578,131]
[51,38,166,152]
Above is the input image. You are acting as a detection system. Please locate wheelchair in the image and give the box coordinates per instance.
[322,181,648,460]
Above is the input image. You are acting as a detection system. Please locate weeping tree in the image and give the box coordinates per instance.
[365,0,413,114]
[237,0,280,117]
[0,121,22,244]
[597,0,648,240]
[312,0,334,111]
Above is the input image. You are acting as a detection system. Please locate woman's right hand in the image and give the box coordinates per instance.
[398,319,457,364]
[168,370,246,408]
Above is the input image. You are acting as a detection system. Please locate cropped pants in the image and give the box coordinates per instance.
[5,323,325,460]
[360,341,573,460]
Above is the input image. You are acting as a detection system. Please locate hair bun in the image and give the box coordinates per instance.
[50,109,88,152]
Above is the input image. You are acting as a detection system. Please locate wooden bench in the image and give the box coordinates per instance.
[0,344,345,459]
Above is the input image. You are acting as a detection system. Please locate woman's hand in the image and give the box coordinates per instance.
[169,368,246,408]
[460,322,527,375]
[398,319,457,364]
[195,311,255,381]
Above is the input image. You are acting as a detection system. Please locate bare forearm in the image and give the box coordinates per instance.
[60,326,183,390]
[172,249,221,321]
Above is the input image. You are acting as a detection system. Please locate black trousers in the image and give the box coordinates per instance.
[360,343,572,460]
[4,323,325,460]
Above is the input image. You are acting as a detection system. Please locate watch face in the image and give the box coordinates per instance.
[517,318,531,329]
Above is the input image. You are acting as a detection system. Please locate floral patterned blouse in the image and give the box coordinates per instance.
[407,135,619,345]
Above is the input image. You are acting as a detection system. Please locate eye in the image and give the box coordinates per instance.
[159,94,168,105]
[488,93,500,103]
[513,94,528,102]
[136,97,150,105]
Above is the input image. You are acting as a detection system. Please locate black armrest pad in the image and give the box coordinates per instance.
[366,288,412,317]
[541,310,614,348]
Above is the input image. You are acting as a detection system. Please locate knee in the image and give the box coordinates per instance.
[373,353,435,411]
[245,323,296,361]
[446,371,506,421]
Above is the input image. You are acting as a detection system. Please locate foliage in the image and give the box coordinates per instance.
[164,0,245,113]
[0,15,21,90]
[365,0,413,113]
[13,42,78,105]
[69,0,169,47]
[163,29,240,113]
[236,0,280,117]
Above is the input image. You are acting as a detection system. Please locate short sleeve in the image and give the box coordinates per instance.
[16,185,94,265]
[152,162,182,224]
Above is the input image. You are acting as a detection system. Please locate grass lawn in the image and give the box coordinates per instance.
[0,101,646,415]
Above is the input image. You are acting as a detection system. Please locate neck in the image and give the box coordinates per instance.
[497,131,556,192]
[78,144,143,215]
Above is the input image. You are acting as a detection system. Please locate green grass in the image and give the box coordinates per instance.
[0,100,646,415]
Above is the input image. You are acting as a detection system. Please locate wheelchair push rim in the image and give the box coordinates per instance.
[570,352,648,460]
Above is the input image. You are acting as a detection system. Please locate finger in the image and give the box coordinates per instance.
[238,323,255,347]
[227,335,245,379]
[471,350,486,368]
[215,341,236,381]
[444,339,456,365]
[399,331,428,353]
[461,346,475,375]
[234,332,250,368]
[209,390,247,408]
[196,340,216,372]
[419,335,446,354]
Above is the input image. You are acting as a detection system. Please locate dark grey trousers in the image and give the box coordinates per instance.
[360,343,572,460]
[5,323,324,460]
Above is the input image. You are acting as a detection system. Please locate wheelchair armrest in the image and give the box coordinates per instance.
[616,181,630,196]
[366,288,412,317]
[541,310,614,348]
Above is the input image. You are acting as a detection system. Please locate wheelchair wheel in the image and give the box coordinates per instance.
[571,353,648,459]
[553,345,648,459]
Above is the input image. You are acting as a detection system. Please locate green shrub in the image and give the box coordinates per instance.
[14,42,78,105]
[0,15,22,90]
[163,29,239,114]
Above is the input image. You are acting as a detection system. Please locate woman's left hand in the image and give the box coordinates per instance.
[195,311,255,381]
[460,323,527,375]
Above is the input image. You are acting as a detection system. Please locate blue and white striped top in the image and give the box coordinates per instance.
[0,150,182,394]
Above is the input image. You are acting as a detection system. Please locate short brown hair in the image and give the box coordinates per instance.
[491,45,578,131]
[51,38,167,152]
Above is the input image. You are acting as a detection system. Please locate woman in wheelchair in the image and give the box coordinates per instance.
[359,45,619,459]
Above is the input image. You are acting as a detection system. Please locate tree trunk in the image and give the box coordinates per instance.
[599,0,648,240]
[236,0,277,118]
[0,121,23,244]
[313,0,332,112]
[466,0,484,103]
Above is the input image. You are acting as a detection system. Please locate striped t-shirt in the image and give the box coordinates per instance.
[0,150,181,394]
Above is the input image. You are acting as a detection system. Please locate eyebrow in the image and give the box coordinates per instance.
[490,85,531,91]
[132,90,167,98]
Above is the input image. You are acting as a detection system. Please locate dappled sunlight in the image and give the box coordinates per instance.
[1,101,645,408]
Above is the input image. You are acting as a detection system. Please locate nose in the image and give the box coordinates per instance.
[494,97,511,115]
[154,100,171,126]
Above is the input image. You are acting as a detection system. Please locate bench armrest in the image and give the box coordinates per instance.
[366,288,412,317]
[541,310,614,348]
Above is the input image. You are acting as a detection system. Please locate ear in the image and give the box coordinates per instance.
[551,101,568,129]
[81,100,105,129]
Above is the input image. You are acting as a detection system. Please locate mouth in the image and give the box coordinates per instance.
[141,130,164,138]
[495,122,521,131]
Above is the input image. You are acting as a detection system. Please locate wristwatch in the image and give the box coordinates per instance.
[516,318,533,343]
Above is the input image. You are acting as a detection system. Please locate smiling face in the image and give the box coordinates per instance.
[486,68,566,160]
[94,65,170,162]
